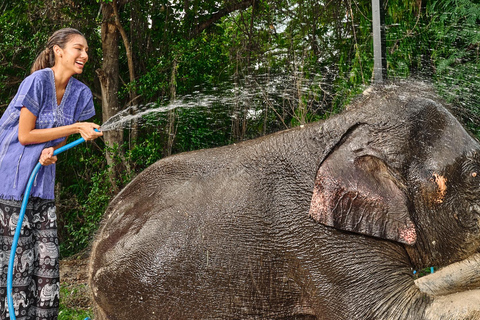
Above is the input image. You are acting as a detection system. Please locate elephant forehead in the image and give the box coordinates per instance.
[416,113,479,170]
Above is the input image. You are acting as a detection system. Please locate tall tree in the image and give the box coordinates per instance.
[97,1,126,192]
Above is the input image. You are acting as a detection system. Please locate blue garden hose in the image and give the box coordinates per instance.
[7,133,97,320]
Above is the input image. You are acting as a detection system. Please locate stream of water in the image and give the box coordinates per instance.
[98,69,480,138]
[98,72,335,134]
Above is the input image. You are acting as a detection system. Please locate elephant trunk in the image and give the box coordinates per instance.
[415,253,480,296]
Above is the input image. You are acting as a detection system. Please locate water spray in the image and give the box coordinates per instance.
[7,132,99,320]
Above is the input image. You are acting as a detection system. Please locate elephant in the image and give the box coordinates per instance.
[89,82,480,320]
[39,282,59,307]
[36,242,58,267]
[4,291,28,318]
[17,248,34,273]
[8,211,31,235]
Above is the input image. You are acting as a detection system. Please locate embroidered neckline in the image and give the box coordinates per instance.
[53,73,58,107]
[49,68,72,127]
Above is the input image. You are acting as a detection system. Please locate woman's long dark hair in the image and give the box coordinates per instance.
[30,28,85,74]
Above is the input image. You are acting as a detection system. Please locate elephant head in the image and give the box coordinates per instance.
[309,90,480,269]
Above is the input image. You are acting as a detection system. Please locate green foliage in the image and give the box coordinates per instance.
[175,35,231,94]
[59,284,93,320]
[59,170,111,256]
[126,131,164,171]
[58,306,92,320]
[173,106,233,152]
[425,0,480,137]
[56,137,109,257]
[0,1,43,107]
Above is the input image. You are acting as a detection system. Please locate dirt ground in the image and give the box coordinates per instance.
[59,249,93,311]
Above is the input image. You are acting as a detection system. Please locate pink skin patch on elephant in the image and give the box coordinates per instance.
[309,183,332,224]
[432,173,447,204]
[399,226,417,245]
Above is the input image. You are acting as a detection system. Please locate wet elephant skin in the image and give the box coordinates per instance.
[89,82,480,320]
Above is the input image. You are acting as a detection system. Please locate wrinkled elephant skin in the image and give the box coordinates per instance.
[89,82,480,320]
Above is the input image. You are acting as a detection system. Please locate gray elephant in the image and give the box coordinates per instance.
[39,282,59,307]
[36,242,58,267]
[8,211,31,235]
[17,248,34,273]
[4,291,28,318]
[89,82,480,320]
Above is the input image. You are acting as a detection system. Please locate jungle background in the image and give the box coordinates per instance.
[1,0,480,317]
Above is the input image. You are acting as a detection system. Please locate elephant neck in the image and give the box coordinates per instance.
[279,110,363,174]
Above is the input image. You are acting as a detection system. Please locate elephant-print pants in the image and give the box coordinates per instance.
[0,198,59,320]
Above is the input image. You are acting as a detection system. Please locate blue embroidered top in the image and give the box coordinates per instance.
[0,68,95,200]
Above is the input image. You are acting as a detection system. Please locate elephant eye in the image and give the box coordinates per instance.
[467,170,480,189]
[461,156,480,180]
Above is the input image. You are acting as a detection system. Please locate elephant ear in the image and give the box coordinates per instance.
[309,151,417,245]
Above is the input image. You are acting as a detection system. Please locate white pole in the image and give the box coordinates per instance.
[372,0,386,83]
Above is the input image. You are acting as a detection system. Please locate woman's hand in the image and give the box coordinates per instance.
[76,122,103,141]
[39,147,57,166]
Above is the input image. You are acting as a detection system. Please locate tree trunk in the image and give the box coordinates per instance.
[97,3,124,193]
[112,0,138,143]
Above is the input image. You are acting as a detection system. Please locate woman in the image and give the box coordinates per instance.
[0,28,102,319]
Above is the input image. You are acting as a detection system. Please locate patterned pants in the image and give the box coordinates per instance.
[0,198,59,320]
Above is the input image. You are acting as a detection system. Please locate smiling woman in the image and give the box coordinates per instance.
[0,28,102,320]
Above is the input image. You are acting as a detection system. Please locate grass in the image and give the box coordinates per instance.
[59,283,93,320]
[58,308,92,320]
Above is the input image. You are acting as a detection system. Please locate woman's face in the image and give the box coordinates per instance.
[54,34,89,75]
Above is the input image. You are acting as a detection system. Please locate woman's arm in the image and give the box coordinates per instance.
[18,107,102,145]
